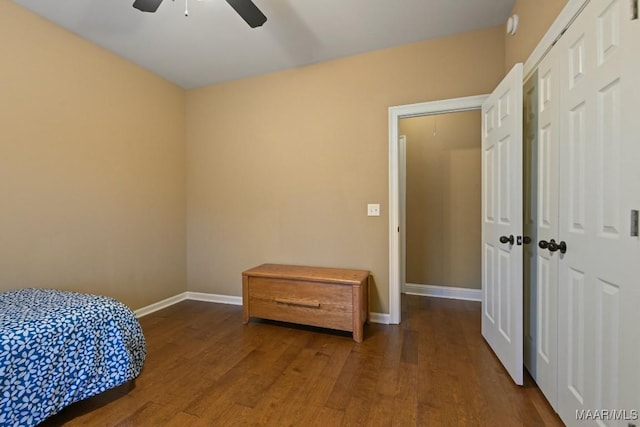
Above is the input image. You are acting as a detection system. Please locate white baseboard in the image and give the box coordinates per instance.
[369,312,390,325]
[134,292,188,318]
[403,283,481,302]
[135,291,390,324]
[186,291,242,306]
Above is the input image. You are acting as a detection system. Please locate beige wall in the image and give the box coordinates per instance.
[399,111,481,289]
[505,0,569,70]
[0,2,187,309]
[1,3,519,315]
[186,26,505,313]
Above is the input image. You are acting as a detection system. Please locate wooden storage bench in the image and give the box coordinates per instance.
[242,264,370,342]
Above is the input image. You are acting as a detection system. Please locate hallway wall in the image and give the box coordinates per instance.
[399,110,481,289]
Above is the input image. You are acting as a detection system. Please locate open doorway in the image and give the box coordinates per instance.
[388,95,487,324]
[399,110,482,300]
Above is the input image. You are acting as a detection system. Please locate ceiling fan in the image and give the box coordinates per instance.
[132,0,267,28]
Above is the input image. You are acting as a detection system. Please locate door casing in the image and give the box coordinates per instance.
[388,95,487,324]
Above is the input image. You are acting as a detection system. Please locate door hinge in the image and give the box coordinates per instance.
[631,210,639,236]
[552,28,567,46]
[633,0,639,20]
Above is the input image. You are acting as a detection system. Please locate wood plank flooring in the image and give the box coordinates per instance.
[40,295,562,426]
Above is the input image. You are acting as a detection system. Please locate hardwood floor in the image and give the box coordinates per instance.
[41,295,562,426]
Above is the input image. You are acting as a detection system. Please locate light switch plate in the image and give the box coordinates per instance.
[367,204,380,216]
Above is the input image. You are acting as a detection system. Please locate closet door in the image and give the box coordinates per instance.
[556,0,638,423]
[619,0,640,415]
[534,44,560,411]
[481,63,523,386]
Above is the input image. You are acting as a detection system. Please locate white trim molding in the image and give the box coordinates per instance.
[369,312,391,325]
[134,292,188,318]
[523,0,590,80]
[186,291,242,305]
[404,283,482,302]
[388,95,488,325]
[134,292,241,318]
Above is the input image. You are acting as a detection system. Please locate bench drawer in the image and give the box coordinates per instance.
[248,277,353,331]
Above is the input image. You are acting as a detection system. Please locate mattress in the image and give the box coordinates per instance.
[0,288,146,426]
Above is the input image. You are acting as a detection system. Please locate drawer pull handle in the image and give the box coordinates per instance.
[275,298,321,309]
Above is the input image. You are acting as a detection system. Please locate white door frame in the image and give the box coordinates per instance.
[523,0,590,80]
[398,135,407,294]
[388,95,488,324]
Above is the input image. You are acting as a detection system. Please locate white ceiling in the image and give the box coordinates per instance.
[12,0,515,89]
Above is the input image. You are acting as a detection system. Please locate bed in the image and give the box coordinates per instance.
[0,288,146,427]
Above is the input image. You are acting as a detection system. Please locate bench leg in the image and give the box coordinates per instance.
[352,283,365,343]
[353,327,363,343]
[242,275,249,324]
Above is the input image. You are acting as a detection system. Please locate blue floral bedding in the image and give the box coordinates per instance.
[0,288,146,427]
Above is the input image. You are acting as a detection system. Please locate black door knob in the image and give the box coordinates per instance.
[558,241,567,254]
[523,236,532,244]
[538,240,549,249]
[499,235,515,245]
[547,239,567,254]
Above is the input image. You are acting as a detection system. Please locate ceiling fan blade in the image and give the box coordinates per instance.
[133,0,164,13]
[225,0,267,28]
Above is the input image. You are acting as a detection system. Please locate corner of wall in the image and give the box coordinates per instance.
[504,0,569,72]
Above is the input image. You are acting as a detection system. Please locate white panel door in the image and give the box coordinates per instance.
[619,0,640,416]
[556,0,639,423]
[481,63,524,386]
[534,44,560,411]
